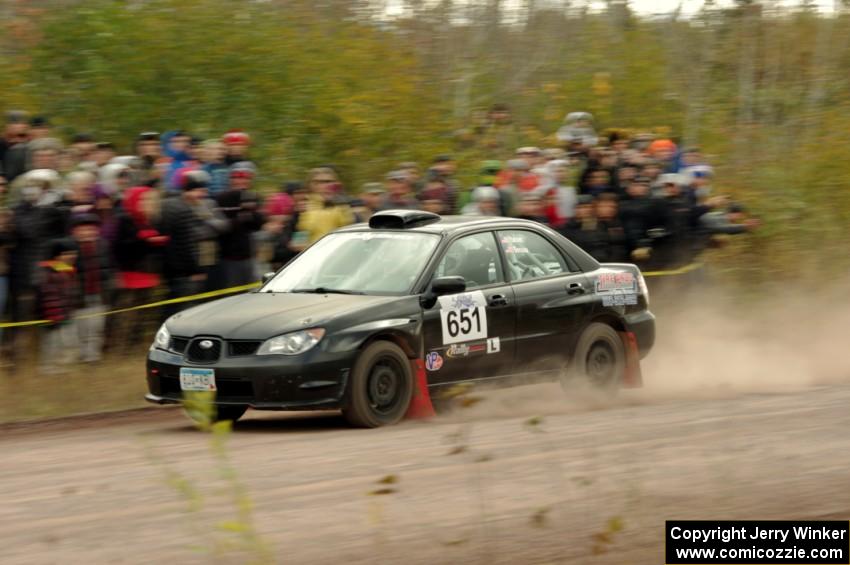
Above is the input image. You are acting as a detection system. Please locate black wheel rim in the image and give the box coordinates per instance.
[586,341,616,386]
[367,356,405,415]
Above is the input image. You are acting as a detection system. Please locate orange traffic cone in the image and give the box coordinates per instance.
[405,358,435,419]
[619,331,643,388]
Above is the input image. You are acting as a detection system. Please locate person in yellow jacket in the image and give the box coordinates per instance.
[294,167,355,246]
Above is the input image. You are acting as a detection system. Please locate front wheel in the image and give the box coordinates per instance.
[342,341,413,428]
[563,323,625,393]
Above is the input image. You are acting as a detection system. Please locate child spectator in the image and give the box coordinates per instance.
[70,214,112,363]
[37,239,78,373]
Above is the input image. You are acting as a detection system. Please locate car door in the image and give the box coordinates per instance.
[421,231,516,385]
[496,229,594,377]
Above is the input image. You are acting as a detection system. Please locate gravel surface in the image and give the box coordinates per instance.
[2,383,849,564]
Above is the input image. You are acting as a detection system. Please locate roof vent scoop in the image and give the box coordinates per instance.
[368,210,441,230]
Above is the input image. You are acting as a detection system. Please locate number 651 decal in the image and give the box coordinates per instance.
[438,291,488,345]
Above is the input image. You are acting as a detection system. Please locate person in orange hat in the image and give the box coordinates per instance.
[648,139,678,172]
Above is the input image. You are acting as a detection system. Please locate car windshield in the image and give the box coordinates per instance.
[262,231,441,295]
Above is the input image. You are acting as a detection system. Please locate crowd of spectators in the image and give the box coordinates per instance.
[0,109,756,372]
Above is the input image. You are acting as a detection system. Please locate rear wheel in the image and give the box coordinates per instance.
[343,341,413,428]
[563,323,625,392]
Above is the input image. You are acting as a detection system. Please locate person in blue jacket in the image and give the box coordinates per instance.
[160,130,193,192]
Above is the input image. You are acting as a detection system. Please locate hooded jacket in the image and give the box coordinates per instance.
[161,131,194,191]
[97,163,130,198]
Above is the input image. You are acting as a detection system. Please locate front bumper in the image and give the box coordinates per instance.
[624,310,656,359]
[146,346,356,410]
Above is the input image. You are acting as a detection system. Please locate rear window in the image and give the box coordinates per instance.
[497,230,568,281]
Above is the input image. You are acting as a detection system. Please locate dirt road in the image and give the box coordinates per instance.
[2,381,849,565]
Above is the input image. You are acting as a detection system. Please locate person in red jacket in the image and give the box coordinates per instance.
[112,185,168,351]
[37,239,78,374]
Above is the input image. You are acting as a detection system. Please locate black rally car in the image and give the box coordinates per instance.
[146,210,655,427]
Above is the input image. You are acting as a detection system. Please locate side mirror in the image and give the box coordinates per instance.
[432,276,466,296]
[421,276,466,308]
[262,272,276,284]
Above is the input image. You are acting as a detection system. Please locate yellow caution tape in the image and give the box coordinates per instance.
[641,262,703,277]
[0,261,705,328]
[0,282,260,328]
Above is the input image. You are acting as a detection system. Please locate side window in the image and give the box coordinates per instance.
[434,232,504,289]
[497,230,568,282]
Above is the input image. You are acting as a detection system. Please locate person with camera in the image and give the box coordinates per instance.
[215,162,265,288]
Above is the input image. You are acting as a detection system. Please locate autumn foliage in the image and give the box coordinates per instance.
[0,0,848,281]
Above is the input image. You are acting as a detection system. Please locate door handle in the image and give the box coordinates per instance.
[488,294,509,307]
[566,282,585,296]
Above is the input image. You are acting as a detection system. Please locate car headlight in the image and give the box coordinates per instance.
[257,329,325,356]
[153,323,171,350]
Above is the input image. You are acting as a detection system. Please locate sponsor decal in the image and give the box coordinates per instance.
[602,293,638,307]
[595,272,637,293]
[446,343,470,358]
[446,293,478,310]
[486,337,501,354]
[425,351,444,371]
[503,245,530,254]
[446,341,488,358]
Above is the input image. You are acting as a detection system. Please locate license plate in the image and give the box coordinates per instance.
[179,368,216,391]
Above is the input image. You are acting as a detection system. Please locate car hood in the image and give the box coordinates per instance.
[166,292,407,339]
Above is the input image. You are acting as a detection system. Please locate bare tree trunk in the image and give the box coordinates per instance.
[734,3,759,169]
[682,1,715,146]
[736,5,758,127]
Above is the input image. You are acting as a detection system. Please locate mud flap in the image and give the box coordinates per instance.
[618,331,643,388]
[405,358,435,419]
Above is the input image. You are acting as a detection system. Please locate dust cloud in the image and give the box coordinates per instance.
[435,282,850,423]
[643,284,850,395]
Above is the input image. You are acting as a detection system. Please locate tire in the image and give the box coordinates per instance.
[563,322,625,392]
[342,341,414,428]
[214,405,248,423]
